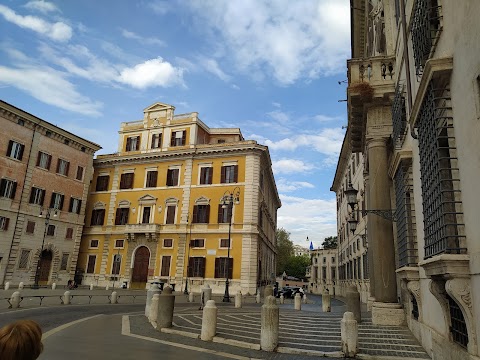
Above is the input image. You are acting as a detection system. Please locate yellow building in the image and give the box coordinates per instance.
[77,103,280,294]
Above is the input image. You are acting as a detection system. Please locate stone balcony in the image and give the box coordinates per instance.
[347,55,396,152]
[125,223,161,242]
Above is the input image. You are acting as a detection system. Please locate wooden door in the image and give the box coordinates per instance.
[142,207,151,224]
[131,246,149,288]
[38,250,52,284]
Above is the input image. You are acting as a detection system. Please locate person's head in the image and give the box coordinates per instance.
[0,320,43,360]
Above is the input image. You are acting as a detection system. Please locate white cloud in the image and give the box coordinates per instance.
[197,56,231,82]
[147,0,172,15]
[267,109,289,124]
[24,1,59,13]
[273,159,315,174]
[231,84,240,90]
[184,0,350,84]
[278,194,337,245]
[0,4,72,42]
[119,58,184,89]
[0,65,102,116]
[272,102,281,108]
[121,29,165,46]
[277,178,315,192]
[314,114,342,122]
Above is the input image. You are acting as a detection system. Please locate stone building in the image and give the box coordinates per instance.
[78,102,280,295]
[293,244,309,257]
[0,100,101,286]
[307,247,338,296]
[338,0,480,358]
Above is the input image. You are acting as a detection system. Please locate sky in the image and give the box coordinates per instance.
[0,0,350,248]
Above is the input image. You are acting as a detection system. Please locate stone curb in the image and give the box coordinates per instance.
[212,336,261,350]
[276,346,344,358]
[356,355,429,360]
[160,327,200,339]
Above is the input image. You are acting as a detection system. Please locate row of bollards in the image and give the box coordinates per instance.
[3,281,109,290]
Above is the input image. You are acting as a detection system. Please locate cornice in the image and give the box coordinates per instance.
[388,149,413,178]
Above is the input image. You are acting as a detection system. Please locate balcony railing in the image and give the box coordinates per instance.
[125,224,161,242]
[347,56,395,87]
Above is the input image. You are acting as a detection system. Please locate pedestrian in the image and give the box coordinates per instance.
[0,320,43,360]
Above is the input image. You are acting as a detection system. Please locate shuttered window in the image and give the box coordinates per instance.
[0,216,9,231]
[26,221,35,234]
[69,197,82,214]
[200,167,213,185]
[91,209,105,226]
[221,165,238,183]
[215,258,233,279]
[86,255,96,273]
[29,187,45,206]
[60,253,69,271]
[170,130,186,146]
[192,205,210,223]
[66,227,74,239]
[76,166,84,181]
[0,179,17,199]
[95,175,109,191]
[190,239,205,248]
[6,140,24,160]
[151,133,162,149]
[165,205,176,224]
[125,136,140,151]
[18,250,30,269]
[50,192,64,210]
[217,204,231,223]
[36,151,52,170]
[56,159,70,176]
[146,170,158,188]
[188,257,206,278]
[166,169,179,186]
[120,173,134,189]
[115,208,129,225]
[161,256,171,276]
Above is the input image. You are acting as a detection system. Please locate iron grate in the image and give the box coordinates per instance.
[392,83,407,144]
[411,295,419,320]
[447,295,469,348]
[417,81,466,258]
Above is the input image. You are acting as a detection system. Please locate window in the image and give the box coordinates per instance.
[69,197,82,214]
[411,295,419,320]
[447,295,469,348]
[66,227,74,239]
[90,209,105,226]
[26,221,35,234]
[125,136,140,151]
[217,139,225,144]
[192,205,210,223]
[322,266,327,280]
[188,257,205,277]
[161,256,171,276]
[90,239,99,248]
[331,267,336,281]
[60,253,69,271]
[163,239,173,248]
[95,175,109,191]
[332,257,335,264]
[0,216,9,231]
[199,167,213,185]
[151,133,162,149]
[146,170,158,188]
[86,255,96,273]
[142,206,151,224]
[323,257,326,263]
[36,152,51,170]
[46,224,55,236]
[0,179,17,199]
[50,192,64,210]
[6,140,24,160]
[215,257,233,278]
[18,250,30,269]
[217,204,231,223]
[190,239,205,248]
[115,239,124,248]
[56,159,70,176]
[220,239,230,248]
[170,130,186,146]
[112,254,121,275]
[115,208,129,225]
[165,205,176,224]
[166,169,179,186]
[120,173,134,189]
[76,166,84,181]
[221,165,238,183]
[29,187,45,206]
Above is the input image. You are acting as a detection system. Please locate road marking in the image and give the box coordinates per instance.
[42,314,103,340]
[121,315,260,360]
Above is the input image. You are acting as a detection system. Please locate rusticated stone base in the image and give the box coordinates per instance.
[372,302,405,326]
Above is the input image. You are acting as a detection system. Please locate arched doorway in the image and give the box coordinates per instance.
[131,246,150,289]
[38,250,53,285]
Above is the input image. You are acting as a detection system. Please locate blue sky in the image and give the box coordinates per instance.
[0,0,350,247]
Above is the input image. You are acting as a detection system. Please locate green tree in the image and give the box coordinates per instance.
[276,228,294,275]
[322,236,338,249]
[284,255,311,279]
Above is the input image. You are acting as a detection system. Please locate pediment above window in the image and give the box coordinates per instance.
[195,196,210,205]
[93,201,106,209]
[138,194,157,205]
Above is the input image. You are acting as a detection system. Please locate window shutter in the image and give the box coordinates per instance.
[65,162,70,176]
[4,218,9,230]
[6,140,13,156]
[200,258,206,278]
[47,155,51,170]
[56,159,60,173]
[188,257,193,277]
[170,132,175,146]
[192,205,198,223]
[151,171,158,187]
[125,137,131,151]
[0,179,5,196]
[18,144,24,160]
[50,194,55,208]
[77,200,82,214]
[136,136,140,150]
[207,168,213,184]
[12,182,17,199]
[59,195,64,210]
[217,204,223,223]
[233,165,238,182]
[40,190,45,206]
[36,152,41,166]
[100,209,105,225]
[69,197,73,212]
[115,208,121,225]
[158,133,162,147]
[181,131,186,145]
[173,169,179,185]
[214,258,220,278]
[220,166,226,183]
[205,205,210,224]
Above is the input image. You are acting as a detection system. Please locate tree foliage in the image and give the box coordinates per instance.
[276,228,294,275]
[284,255,311,279]
[322,236,338,249]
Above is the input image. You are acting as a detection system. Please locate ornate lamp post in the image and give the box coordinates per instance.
[33,207,58,289]
[184,215,193,295]
[221,188,241,302]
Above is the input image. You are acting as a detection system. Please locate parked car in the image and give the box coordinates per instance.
[276,286,304,299]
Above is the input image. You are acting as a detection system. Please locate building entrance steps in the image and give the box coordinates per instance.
[129,294,431,359]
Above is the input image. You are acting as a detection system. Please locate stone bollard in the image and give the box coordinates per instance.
[149,294,160,323]
[322,292,332,312]
[303,294,307,304]
[156,287,175,329]
[260,296,279,351]
[52,283,56,290]
[90,284,94,291]
[235,291,242,308]
[264,285,273,299]
[18,282,24,290]
[201,300,217,341]
[346,285,361,323]
[106,285,109,291]
[10,291,21,309]
[280,294,284,304]
[146,283,162,317]
[63,291,71,305]
[200,284,212,310]
[256,292,261,304]
[188,292,194,303]
[4,282,10,290]
[294,293,302,310]
[110,291,118,304]
[341,312,358,357]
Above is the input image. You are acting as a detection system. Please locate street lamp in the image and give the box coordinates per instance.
[184,214,193,295]
[221,187,241,302]
[33,207,58,289]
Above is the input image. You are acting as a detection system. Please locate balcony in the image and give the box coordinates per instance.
[347,56,396,152]
[125,223,161,242]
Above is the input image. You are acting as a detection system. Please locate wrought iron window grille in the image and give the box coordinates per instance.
[447,295,469,348]
[392,82,407,145]
[411,295,419,320]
